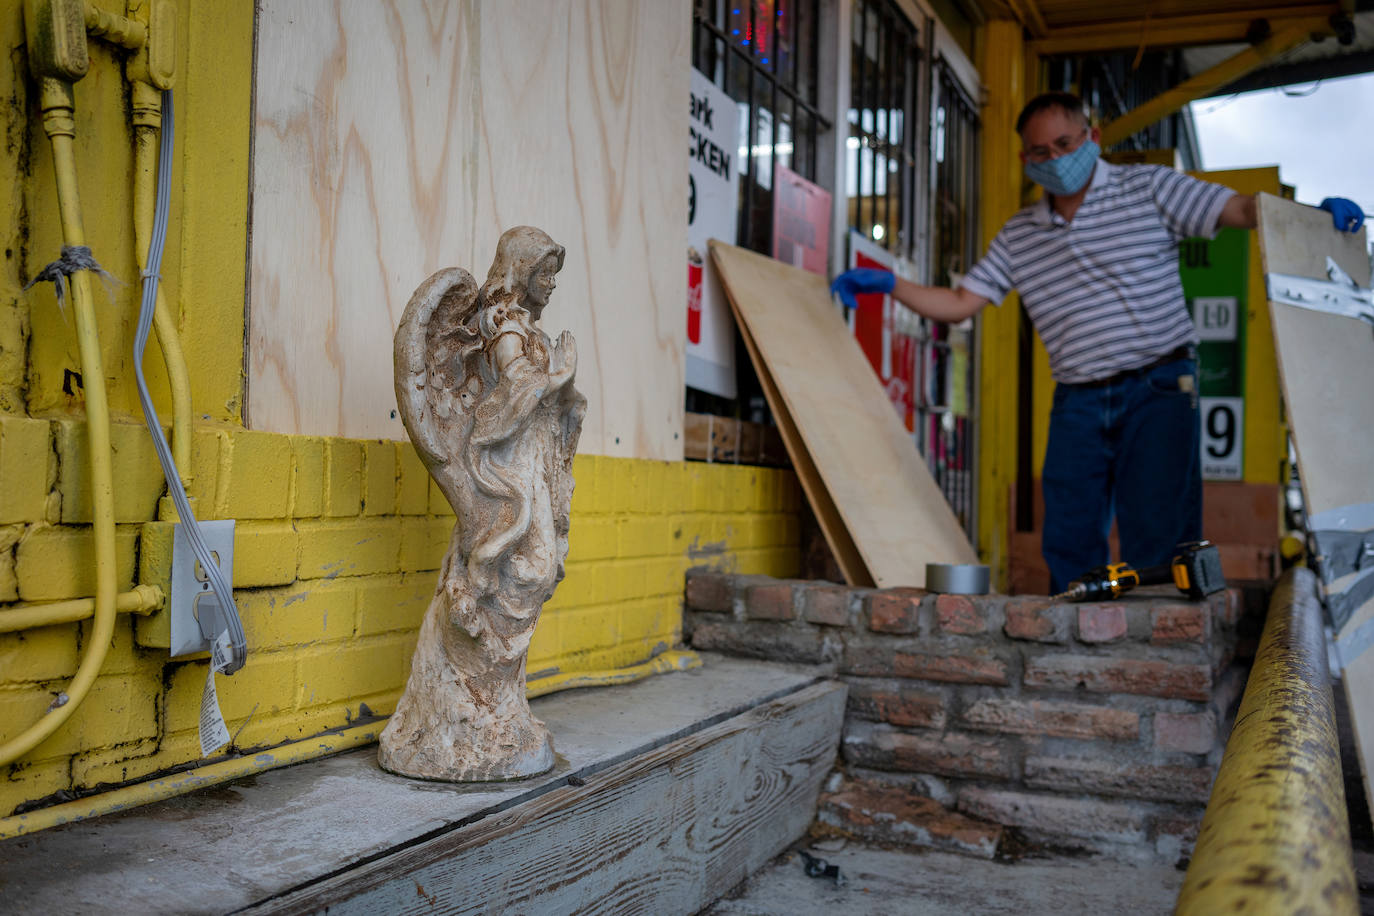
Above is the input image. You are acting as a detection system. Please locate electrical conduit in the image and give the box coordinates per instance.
[0,77,119,767]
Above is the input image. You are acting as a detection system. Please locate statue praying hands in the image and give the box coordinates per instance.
[380,226,586,781]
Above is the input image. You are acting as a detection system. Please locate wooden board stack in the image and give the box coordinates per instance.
[709,240,978,589]
[1256,192,1374,826]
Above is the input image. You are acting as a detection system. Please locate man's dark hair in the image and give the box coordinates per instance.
[1015,92,1090,134]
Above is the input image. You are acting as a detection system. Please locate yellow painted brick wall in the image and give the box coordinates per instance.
[0,414,801,815]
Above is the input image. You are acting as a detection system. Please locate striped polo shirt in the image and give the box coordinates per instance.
[961,160,1234,384]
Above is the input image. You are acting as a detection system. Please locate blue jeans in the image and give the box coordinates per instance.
[1041,356,1202,594]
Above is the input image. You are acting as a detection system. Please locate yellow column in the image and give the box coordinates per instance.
[975,20,1026,589]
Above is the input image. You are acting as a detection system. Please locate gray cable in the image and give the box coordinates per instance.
[133,90,246,674]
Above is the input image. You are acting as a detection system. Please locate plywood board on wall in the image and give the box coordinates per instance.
[1255,191,1374,829]
[249,1,689,460]
[710,241,979,588]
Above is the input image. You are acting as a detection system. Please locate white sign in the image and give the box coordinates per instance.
[1193,296,1238,342]
[1200,396,1244,481]
[687,69,740,398]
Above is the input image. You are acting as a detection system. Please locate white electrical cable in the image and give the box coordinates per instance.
[133,90,246,673]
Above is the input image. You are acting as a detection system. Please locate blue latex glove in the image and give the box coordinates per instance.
[829,267,895,309]
[1320,197,1365,233]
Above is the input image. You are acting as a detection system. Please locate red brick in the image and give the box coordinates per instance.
[935,594,986,635]
[843,722,1014,780]
[843,645,1010,685]
[868,588,925,634]
[802,585,851,627]
[1004,599,1069,643]
[846,680,947,728]
[1077,604,1127,643]
[958,787,1147,844]
[1210,587,1243,627]
[1153,812,1203,850]
[1154,711,1217,754]
[819,783,1002,858]
[1151,603,1209,645]
[1024,755,1214,803]
[961,698,1138,741]
[685,572,734,612]
[687,618,838,665]
[1023,654,1211,701]
[746,582,796,621]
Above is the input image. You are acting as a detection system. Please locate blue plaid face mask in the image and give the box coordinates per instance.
[1024,139,1101,196]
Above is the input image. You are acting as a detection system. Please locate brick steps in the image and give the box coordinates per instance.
[685,570,1258,863]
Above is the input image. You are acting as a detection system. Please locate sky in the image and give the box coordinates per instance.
[1189,71,1374,216]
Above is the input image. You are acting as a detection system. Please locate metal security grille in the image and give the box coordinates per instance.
[847,0,920,259]
[692,0,830,255]
[922,59,981,539]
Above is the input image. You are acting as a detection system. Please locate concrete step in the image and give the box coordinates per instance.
[0,654,846,915]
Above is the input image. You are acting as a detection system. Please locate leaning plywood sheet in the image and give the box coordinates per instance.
[710,241,978,588]
[1256,191,1374,827]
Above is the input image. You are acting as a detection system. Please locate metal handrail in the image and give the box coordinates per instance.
[1176,566,1357,914]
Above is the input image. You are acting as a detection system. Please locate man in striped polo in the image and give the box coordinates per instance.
[832,91,1364,593]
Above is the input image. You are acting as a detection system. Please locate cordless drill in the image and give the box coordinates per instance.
[1054,541,1225,602]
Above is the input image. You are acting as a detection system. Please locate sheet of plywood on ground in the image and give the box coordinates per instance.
[711,241,978,588]
[242,682,847,916]
[249,1,688,460]
[1256,191,1374,828]
[734,308,869,585]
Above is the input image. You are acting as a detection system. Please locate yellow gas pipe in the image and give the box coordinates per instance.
[0,585,163,634]
[0,76,119,766]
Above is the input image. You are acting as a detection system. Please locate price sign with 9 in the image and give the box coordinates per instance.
[1199,396,1244,481]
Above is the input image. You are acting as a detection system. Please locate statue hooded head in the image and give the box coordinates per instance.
[479,226,566,322]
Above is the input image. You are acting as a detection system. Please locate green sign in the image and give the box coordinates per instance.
[1179,229,1248,398]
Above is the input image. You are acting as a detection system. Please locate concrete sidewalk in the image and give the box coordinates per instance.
[704,841,1186,916]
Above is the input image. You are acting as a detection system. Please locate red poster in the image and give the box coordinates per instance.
[850,237,916,431]
[772,165,832,275]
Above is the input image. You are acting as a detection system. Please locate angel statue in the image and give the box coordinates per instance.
[380,226,586,781]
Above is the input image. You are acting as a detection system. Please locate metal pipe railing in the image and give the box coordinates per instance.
[1176,566,1357,914]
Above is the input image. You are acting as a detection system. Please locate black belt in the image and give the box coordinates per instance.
[1063,345,1196,390]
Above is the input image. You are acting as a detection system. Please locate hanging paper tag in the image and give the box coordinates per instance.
[199,665,231,757]
[211,629,233,673]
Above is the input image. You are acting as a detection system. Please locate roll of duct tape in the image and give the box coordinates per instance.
[926,563,990,595]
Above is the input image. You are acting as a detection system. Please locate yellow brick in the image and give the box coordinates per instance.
[236,579,356,649]
[355,573,433,636]
[92,615,159,678]
[289,436,325,518]
[655,461,687,513]
[15,524,139,601]
[395,442,430,515]
[398,516,452,573]
[70,737,161,787]
[643,556,684,597]
[427,477,455,516]
[0,415,52,524]
[565,517,618,563]
[611,458,649,513]
[527,610,562,666]
[221,429,293,519]
[0,622,79,684]
[54,419,165,524]
[558,604,623,655]
[548,560,598,610]
[164,653,296,734]
[295,633,415,707]
[0,674,157,763]
[616,516,672,559]
[362,440,397,517]
[1,757,71,817]
[233,520,300,587]
[621,597,678,642]
[324,439,363,517]
[133,521,174,648]
[297,517,402,579]
[228,702,388,750]
[557,640,653,674]
[602,559,647,602]
[189,427,225,509]
[0,524,20,601]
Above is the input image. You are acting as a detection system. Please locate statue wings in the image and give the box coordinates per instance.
[393,267,481,476]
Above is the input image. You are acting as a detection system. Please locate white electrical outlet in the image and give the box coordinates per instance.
[169,519,235,658]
